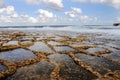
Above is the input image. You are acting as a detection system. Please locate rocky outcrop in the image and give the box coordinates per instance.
[113,23,120,26]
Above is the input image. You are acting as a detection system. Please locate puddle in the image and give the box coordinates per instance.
[52,36,62,40]
[3,41,18,46]
[28,42,53,52]
[82,41,95,45]
[76,53,120,75]
[20,41,32,44]
[99,45,116,51]
[49,54,97,80]
[104,35,120,41]
[86,47,106,53]
[6,60,55,80]
[54,46,74,52]
[91,41,105,44]
[102,51,120,63]
[57,32,78,38]
[0,63,8,72]
[106,43,120,49]
[48,41,60,45]
[36,37,46,40]
[19,37,34,41]
[71,43,93,47]
[0,48,36,62]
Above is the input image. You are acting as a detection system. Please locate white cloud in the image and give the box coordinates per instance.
[29,17,38,23]
[80,15,97,22]
[25,0,38,5]
[37,9,56,18]
[80,15,89,21]
[15,13,38,23]
[71,7,82,14]
[11,13,18,18]
[42,0,64,10]
[64,7,97,23]
[0,6,38,24]
[65,12,76,18]
[65,7,82,18]
[0,6,15,14]
[117,17,120,22]
[72,0,87,2]
[0,0,5,8]
[26,0,64,10]
[72,0,120,9]
[0,6,58,25]
[0,3,97,25]
[80,15,97,23]
[0,16,11,23]
[91,0,120,9]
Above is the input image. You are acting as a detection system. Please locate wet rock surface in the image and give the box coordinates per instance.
[6,60,55,80]
[28,42,52,52]
[76,53,120,75]
[49,54,97,80]
[0,63,7,72]
[0,30,120,80]
[0,48,36,62]
[54,46,74,52]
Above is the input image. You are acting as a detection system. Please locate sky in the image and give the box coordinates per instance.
[0,0,120,26]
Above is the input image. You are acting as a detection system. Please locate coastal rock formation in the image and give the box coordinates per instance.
[113,23,120,26]
[0,30,120,80]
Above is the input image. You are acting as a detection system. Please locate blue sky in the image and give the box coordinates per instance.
[0,0,120,25]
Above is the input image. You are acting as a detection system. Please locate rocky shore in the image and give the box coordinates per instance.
[0,30,120,80]
[113,23,120,26]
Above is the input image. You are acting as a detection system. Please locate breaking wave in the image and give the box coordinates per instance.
[0,25,120,35]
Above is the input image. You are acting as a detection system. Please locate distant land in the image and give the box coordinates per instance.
[0,25,74,28]
[113,23,120,26]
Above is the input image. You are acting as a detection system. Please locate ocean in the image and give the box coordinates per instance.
[0,25,120,35]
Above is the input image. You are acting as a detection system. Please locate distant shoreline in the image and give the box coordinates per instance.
[0,24,113,28]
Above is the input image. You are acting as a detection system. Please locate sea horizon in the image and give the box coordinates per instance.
[0,25,120,36]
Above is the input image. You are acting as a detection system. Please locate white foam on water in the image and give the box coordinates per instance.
[39,26,120,36]
[1,26,120,36]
